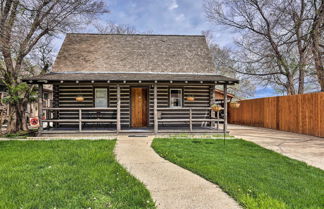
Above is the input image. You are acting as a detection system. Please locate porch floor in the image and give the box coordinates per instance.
[41,124,226,134]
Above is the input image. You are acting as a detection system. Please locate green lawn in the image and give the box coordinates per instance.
[152,138,324,209]
[0,140,155,209]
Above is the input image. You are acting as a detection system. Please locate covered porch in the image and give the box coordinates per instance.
[24,72,238,135]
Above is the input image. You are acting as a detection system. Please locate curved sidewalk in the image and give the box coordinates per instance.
[115,136,240,209]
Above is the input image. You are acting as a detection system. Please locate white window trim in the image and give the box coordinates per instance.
[95,88,108,108]
[169,88,183,108]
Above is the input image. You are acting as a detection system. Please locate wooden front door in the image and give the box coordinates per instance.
[131,87,148,127]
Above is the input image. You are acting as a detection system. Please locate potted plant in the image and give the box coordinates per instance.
[211,104,223,112]
[229,102,240,109]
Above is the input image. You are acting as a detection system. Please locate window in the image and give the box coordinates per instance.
[43,92,49,100]
[95,88,108,108]
[170,89,182,108]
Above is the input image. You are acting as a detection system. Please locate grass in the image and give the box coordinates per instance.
[0,140,155,209]
[152,138,324,209]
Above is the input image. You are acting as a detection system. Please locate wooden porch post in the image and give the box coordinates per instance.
[117,84,121,133]
[223,84,228,132]
[217,111,220,130]
[210,85,216,128]
[38,84,43,133]
[154,84,158,134]
[79,109,82,132]
[189,108,193,132]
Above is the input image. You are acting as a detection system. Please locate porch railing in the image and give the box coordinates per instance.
[157,107,223,132]
[42,107,117,132]
[40,107,224,133]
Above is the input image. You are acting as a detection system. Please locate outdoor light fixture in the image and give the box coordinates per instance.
[75,82,84,102]
[186,96,195,101]
[75,96,84,102]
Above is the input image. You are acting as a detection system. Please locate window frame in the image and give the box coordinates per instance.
[94,88,109,108]
[169,88,183,108]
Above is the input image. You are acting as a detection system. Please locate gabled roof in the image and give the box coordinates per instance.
[52,33,216,74]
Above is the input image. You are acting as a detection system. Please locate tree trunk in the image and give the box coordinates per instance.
[21,101,29,131]
[311,36,324,91]
[287,74,296,95]
[0,109,5,135]
[316,64,324,91]
[7,105,17,133]
[6,102,29,133]
[15,103,28,132]
[298,57,306,94]
[311,1,324,91]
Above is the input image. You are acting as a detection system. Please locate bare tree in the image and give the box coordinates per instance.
[310,0,324,91]
[34,37,55,73]
[203,30,256,98]
[94,21,138,34]
[204,0,322,94]
[0,0,108,133]
[94,20,154,35]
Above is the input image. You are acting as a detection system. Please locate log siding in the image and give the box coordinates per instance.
[52,82,216,129]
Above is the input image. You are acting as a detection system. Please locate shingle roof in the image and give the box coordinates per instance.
[24,72,239,84]
[52,33,216,74]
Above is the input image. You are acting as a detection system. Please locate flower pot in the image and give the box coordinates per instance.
[75,96,84,102]
[230,102,240,109]
[186,96,195,101]
[211,105,223,112]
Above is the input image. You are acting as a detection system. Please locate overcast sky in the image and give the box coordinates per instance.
[53,0,237,49]
[101,0,237,47]
[52,0,274,98]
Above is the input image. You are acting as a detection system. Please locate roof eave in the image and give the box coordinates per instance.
[23,79,239,85]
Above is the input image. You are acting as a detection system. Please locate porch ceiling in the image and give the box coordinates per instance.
[23,72,239,84]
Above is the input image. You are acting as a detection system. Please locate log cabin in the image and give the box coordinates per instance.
[23,33,239,135]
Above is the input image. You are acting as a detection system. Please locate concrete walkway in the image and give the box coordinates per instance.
[229,124,324,170]
[115,136,240,209]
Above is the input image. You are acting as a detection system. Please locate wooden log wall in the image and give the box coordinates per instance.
[148,85,211,126]
[53,83,214,127]
[109,85,130,126]
[228,92,324,137]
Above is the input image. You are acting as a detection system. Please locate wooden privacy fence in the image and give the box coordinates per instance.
[228,92,324,137]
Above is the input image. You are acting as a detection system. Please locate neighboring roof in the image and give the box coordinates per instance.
[52,33,216,74]
[215,89,235,98]
[43,84,53,92]
[23,72,239,84]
